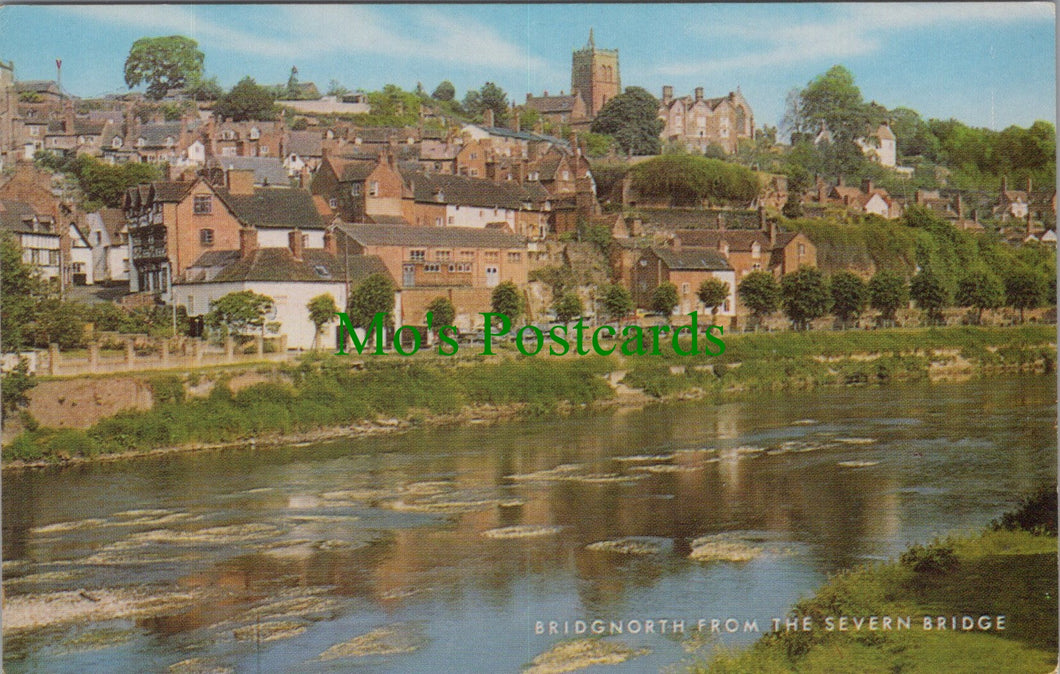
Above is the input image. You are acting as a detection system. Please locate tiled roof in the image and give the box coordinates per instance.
[525,94,579,114]
[151,181,194,203]
[652,246,732,271]
[420,144,461,160]
[674,229,770,252]
[403,171,536,210]
[98,208,125,240]
[181,248,390,284]
[215,187,325,230]
[211,157,290,187]
[366,214,410,225]
[0,200,54,234]
[335,222,526,249]
[286,130,323,157]
[328,157,377,182]
[639,208,761,230]
[137,122,184,148]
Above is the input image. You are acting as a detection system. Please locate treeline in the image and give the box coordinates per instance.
[35,153,161,210]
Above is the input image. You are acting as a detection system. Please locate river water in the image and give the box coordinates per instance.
[2,376,1056,673]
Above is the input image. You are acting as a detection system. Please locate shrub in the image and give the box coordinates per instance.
[991,485,1057,535]
[899,542,959,574]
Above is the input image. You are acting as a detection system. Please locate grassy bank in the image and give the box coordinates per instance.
[3,325,1054,464]
[695,488,1059,673]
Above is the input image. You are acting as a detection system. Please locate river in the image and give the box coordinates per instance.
[2,376,1056,673]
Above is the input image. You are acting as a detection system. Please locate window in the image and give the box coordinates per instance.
[368,181,379,196]
[459,250,474,260]
[249,127,260,140]
[434,217,442,227]
[424,263,440,273]
[221,147,237,157]
[187,295,194,314]
[112,136,122,148]
[409,250,426,261]
[48,250,59,265]
[200,229,214,246]
[28,126,39,137]
[457,263,472,273]
[447,216,455,225]
[507,252,521,263]
[798,243,806,257]
[562,170,570,181]
[193,195,212,215]
[350,184,362,196]
[313,265,331,278]
[328,197,338,209]
[259,146,269,156]
[484,251,499,261]
[682,283,690,295]
[470,169,478,177]
[448,264,456,273]
[436,250,451,261]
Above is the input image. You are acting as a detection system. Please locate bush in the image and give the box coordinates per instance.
[992,485,1057,535]
[899,542,959,575]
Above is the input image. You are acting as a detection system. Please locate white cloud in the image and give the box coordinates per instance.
[53,5,541,72]
[662,2,1053,76]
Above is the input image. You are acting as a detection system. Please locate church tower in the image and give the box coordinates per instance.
[571,28,620,117]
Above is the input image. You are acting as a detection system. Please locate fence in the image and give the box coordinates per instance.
[34,334,290,377]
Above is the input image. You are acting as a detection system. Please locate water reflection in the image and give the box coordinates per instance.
[3,376,1056,673]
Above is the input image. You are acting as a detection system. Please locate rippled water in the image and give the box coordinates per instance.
[3,376,1055,673]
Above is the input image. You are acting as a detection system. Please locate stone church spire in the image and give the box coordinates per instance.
[587,28,594,50]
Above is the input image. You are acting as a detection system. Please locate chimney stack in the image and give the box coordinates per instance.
[483,108,495,128]
[758,205,767,231]
[861,179,873,194]
[662,86,673,104]
[226,168,256,195]
[672,236,682,252]
[837,175,845,187]
[955,194,964,220]
[323,228,337,256]
[1001,175,1008,193]
[289,229,305,261]
[1026,176,1033,193]
[239,227,258,260]
[513,110,521,133]
[717,213,725,231]
[694,87,703,102]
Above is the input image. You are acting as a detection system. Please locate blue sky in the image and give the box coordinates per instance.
[0,3,1054,131]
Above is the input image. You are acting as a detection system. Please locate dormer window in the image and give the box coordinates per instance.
[165,136,174,147]
[249,127,260,140]
[77,136,85,144]
[136,137,146,147]
[112,136,122,149]
[222,130,235,140]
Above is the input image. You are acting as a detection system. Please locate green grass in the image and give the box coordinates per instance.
[4,325,1054,462]
[690,528,1057,673]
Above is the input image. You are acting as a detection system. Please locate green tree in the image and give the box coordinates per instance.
[30,298,86,349]
[214,77,277,122]
[348,273,396,330]
[581,131,614,158]
[1004,267,1047,323]
[327,80,350,98]
[781,266,832,330]
[868,270,909,325]
[1,357,36,425]
[285,66,300,99]
[186,74,223,102]
[307,293,338,350]
[829,270,867,325]
[955,269,1004,324]
[553,291,583,323]
[206,290,275,337]
[124,35,205,100]
[431,80,456,102]
[738,271,780,328]
[491,281,524,322]
[909,268,950,324]
[69,155,162,209]
[590,87,665,156]
[1,234,49,351]
[426,296,456,341]
[697,277,730,324]
[650,282,679,318]
[463,82,508,125]
[600,283,633,321]
[784,65,883,175]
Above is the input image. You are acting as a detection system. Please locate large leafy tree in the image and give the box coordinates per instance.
[629,155,759,206]
[650,282,679,318]
[214,77,277,121]
[464,82,508,125]
[600,283,633,321]
[307,293,338,350]
[956,268,1004,324]
[1004,267,1047,323]
[553,291,583,323]
[781,267,831,330]
[738,271,780,328]
[1,234,49,351]
[591,87,664,156]
[431,80,456,102]
[491,281,524,322]
[868,270,909,324]
[206,290,275,337]
[124,35,205,100]
[909,268,950,324]
[348,273,396,330]
[697,278,730,324]
[829,270,867,325]
[784,65,884,175]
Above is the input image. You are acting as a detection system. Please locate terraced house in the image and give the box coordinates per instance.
[125,168,324,298]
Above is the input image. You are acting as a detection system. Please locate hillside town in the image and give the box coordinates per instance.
[1,30,1055,358]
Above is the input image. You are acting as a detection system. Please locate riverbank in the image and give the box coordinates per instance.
[3,325,1054,469]
[694,487,1059,673]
